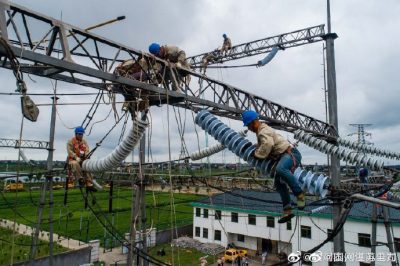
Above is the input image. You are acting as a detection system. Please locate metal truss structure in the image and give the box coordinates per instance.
[0,2,335,139]
[0,137,49,149]
[187,24,326,66]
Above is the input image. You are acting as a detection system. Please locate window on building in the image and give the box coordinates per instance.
[327,229,333,242]
[358,233,371,247]
[196,208,201,217]
[237,234,245,242]
[248,214,256,225]
[195,227,200,237]
[203,228,208,239]
[266,216,275,228]
[203,209,209,218]
[286,219,292,230]
[214,230,221,241]
[301,225,312,239]
[231,212,238,223]
[215,210,221,220]
[394,237,400,252]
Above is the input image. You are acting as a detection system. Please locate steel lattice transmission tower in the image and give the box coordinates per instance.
[348,123,372,146]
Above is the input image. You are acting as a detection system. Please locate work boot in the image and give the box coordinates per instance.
[278,208,294,224]
[297,193,305,210]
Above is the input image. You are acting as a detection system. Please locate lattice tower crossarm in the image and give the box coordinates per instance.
[0,2,335,138]
[187,24,326,66]
[195,110,329,197]
[0,138,49,149]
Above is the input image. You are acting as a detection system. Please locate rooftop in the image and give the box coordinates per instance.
[191,189,400,224]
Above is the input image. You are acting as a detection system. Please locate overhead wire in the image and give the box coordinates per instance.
[166,92,179,265]
[0,92,101,96]
[76,188,169,266]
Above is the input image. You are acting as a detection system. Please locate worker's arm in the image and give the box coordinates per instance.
[67,140,77,160]
[254,126,274,159]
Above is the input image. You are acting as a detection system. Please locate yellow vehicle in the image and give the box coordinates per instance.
[224,248,239,263]
[52,184,64,190]
[4,178,24,191]
[238,249,248,257]
[66,181,75,189]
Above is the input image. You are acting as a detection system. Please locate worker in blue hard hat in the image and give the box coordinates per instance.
[220,33,232,55]
[148,42,190,70]
[67,126,96,192]
[148,42,191,91]
[242,110,305,223]
[359,168,369,184]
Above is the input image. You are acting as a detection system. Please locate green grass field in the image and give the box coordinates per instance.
[0,227,68,266]
[0,188,204,247]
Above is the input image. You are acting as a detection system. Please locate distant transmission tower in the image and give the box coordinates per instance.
[348,123,373,171]
[348,124,372,146]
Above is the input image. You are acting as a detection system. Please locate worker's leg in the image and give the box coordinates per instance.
[274,177,291,209]
[69,160,82,179]
[275,177,294,223]
[84,171,94,187]
[275,152,302,197]
[83,171,97,192]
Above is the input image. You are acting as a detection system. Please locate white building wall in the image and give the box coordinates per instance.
[193,205,400,266]
[193,207,295,248]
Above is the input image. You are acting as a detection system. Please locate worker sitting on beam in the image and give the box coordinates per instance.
[67,126,97,192]
[242,110,305,223]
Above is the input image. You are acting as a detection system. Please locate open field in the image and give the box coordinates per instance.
[0,188,204,247]
[0,227,68,266]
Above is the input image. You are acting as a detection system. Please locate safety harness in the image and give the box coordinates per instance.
[69,137,87,161]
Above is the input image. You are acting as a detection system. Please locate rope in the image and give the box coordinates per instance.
[193,63,258,69]
[81,90,103,130]
[165,92,179,265]
[85,111,128,159]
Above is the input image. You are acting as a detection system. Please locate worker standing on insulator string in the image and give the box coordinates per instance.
[67,126,97,192]
[220,33,232,55]
[148,42,191,90]
[242,110,305,223]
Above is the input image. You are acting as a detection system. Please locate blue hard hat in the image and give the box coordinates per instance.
[75,126,85,135]
[242,110,259,126]
[148,43,161,55]
[223,33,227,38]
[359,168,368,177]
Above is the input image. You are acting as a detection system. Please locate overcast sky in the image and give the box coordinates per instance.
[0,0,399,167]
